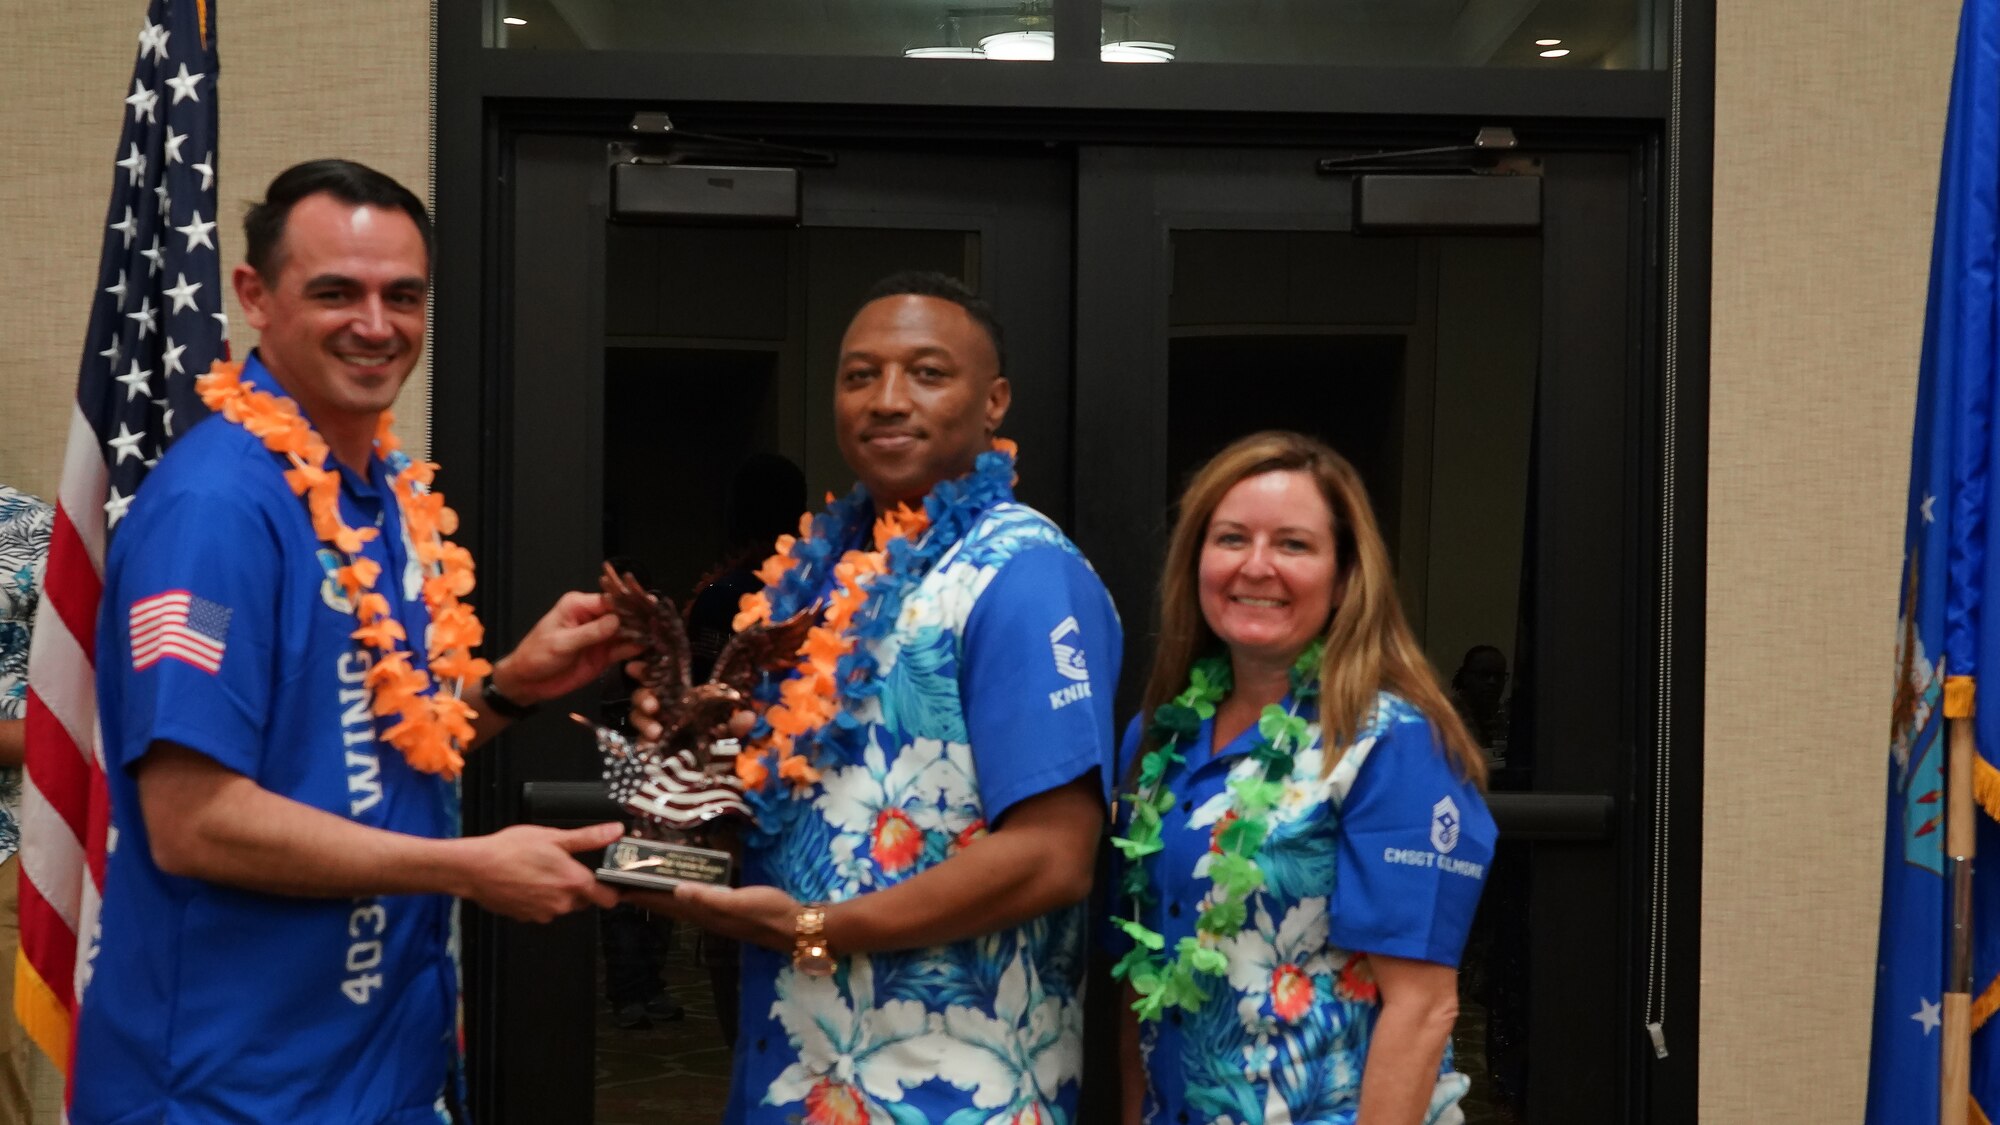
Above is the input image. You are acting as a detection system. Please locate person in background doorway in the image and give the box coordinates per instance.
[1450,643,1511,769]
[1111,430,1495,1125]
[0,484,53,1123]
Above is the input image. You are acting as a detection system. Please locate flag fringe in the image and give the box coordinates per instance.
[1950,675,1980,718]
[1969,756,2000,1034]
[1974,753,2000,827]
[14,951,69,1074]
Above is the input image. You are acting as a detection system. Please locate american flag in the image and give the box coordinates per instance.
[18,0,223,1087]
[128,590,231,675]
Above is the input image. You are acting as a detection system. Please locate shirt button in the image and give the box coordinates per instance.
[1170,1010,1183,1027]
[1168,903,1181,918]
[755,1038,767,1052]
[1178,1111,1190,1123]
[1181,799,1193,813]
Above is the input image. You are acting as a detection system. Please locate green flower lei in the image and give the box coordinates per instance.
[1109,640,1324,1021]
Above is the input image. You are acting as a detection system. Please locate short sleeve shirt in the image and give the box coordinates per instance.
[730,500,1122,1125]
[0,486,54,864]
[74,353,459,1125]
[1115,692,1496,1125]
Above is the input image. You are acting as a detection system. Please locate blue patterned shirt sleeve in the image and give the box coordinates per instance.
[1327,709,1497,966]
[0,487,55,723]
[0,486,54,864]
[959,545,1123,824]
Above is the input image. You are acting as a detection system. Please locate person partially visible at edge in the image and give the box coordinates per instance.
[0,485,52,1123]
[1111,430,1496,1125]
[625,271,1122,1124]
[72,159,635,1125]
[1449,643,1510,768]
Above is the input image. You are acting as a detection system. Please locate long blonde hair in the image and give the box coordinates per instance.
[1140,430,1488,786]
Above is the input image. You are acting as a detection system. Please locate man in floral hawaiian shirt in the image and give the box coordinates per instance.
[0,484,52,1123]
[628,272,1122,1125]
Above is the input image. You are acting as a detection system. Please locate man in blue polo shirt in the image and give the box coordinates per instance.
[72,160,631,1125]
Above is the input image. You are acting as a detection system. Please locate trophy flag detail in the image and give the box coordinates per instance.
[582,564,813,888]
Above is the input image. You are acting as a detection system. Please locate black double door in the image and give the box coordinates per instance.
[464,127,1660,1124]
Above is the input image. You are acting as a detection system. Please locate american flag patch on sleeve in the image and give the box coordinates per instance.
[129,590,232,674]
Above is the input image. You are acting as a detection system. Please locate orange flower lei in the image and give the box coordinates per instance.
[728,502,930,791]
[728,438,1017,793]
[195,360,490,778]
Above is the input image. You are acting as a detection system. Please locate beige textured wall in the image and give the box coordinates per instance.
[2,2,1974,1120]
[1704,0,1959,1120]
[0,1,432,504]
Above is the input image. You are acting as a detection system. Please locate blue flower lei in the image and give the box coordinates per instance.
[739,444,1018,842]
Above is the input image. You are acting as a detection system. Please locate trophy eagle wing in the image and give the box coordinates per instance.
[709,608,818,695]
[599,563,694,745]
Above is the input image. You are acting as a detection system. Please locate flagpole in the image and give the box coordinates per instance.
[1945,702,1976,1125]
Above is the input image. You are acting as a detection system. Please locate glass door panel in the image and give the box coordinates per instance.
[1075,145,1638,1124]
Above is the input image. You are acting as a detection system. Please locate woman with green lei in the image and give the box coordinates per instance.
[1112,431,1495,1125]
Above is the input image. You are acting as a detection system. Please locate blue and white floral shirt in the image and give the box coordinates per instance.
[730,500,1122,1125]
[0,486,53,865]
[1115,693,1496,1125]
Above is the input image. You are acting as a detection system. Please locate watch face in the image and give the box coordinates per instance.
[797,942,836,977]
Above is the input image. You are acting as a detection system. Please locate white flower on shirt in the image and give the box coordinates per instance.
[766,958,948,1124]
[1219,898,1337,1034]
[818,734,980,893]
[933,950,1082,1124]
[883,558,993,676]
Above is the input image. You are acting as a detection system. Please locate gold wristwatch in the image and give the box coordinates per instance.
[793,904,835,977]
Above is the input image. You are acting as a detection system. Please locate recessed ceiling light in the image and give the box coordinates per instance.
[1539,48,1570,57]
[503,16,527,25]
[1535,38,1562,46]
[1102,40,1175,62]
[978,31,1056,60]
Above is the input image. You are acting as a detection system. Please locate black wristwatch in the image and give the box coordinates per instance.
[480,679,540,721]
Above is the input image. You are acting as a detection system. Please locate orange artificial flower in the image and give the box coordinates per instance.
[734,591,773,632]
[335,559,382,601]
[202,361,490,780]
[356,592,393,623]
[776,751,821,787]
[427,653,492,685]
[801,626,850,668]
[352,616,408,651]
[331,524,378,556]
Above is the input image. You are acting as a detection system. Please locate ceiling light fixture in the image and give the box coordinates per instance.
[1539,48,1570,57]
[905,45,985,58]
[503,16,527,25]
[1534,37,1561,45]
[978,30,1056,60]
[1102,40,1175,62]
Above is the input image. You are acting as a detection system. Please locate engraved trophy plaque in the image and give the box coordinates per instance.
[581,564,812,891]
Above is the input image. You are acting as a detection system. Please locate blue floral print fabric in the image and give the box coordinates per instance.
[1116,692,1496,1125]
[728,498,1123,1125]
[0,486,54,864]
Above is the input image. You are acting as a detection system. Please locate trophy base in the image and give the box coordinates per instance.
[597,836,734,891]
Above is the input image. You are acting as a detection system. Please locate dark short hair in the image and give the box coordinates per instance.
[243,159,432,278]
[858,270,1006,376]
